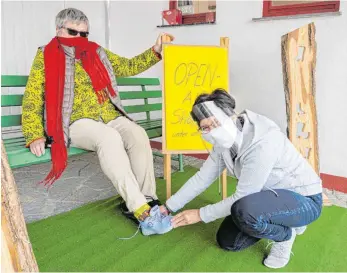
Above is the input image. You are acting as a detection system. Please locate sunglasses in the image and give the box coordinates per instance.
[62,27,89,38]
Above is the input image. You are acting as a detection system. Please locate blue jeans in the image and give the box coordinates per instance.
[216,189,322,251]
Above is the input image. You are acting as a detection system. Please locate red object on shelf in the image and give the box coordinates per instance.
[162,9,182,25]
[205,12,215,22]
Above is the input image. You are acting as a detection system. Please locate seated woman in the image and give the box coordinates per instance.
[22,7,173,235]
[160,89,322,268]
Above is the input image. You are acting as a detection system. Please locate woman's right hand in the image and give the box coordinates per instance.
[29,138,46,157]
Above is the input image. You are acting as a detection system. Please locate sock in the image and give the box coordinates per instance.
[134,204,151,221]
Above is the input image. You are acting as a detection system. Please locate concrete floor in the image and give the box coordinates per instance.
[12,150,346,223]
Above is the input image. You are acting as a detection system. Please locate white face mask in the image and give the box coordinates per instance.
[202,118,237,149]
[202,132,216,145]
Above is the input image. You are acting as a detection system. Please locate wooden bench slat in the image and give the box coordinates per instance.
[137,118,161,123]
[1,115,21,127]
[145,128,162,139]
[7,147,89,169]
[5,146,28,153]
[140,121,162,130]
[116,77,160,86]
[1,117,162,132]
[124,103,162,114]
[1,75,184,171]
[1,116,163,129]
[119,91,162,100]
[3,137,25,144]
[1,113,162,127]
[1,75,28,87]
[137,119,161,125]
[2,120,162,150]
[4,141,26,149]
[1,91,162,107]
[1,95,23,106]
[1,76,160,87]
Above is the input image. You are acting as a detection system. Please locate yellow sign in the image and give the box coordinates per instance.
[162,44,229,153]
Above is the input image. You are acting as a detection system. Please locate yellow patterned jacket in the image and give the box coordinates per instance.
[22,46,161,146]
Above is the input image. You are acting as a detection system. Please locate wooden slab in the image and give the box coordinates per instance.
[1,140,39,271]
[281,23,330,205]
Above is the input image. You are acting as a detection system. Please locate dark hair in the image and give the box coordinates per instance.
[191,89,236,123]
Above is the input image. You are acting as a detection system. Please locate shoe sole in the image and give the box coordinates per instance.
[263,260,289,269]
[296,227,307,235]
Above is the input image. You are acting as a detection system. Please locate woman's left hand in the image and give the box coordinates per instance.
[171,209,202,228]
[153,33,174,54]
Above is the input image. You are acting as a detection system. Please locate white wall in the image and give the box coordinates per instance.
[108,1,347,178]
[1,1,108,76]
[1,1,346,178]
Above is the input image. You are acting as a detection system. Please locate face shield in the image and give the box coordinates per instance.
[191,100,243,157]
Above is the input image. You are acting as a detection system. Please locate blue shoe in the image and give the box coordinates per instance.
[140,205,173,236]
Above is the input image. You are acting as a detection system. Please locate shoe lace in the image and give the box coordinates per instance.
[266,240,294,257]
[117,208,163,240]
[117,224,141,240]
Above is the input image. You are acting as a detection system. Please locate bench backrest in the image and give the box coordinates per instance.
[1,75,162,129]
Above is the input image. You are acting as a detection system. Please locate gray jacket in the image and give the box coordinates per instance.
[166,110,322,223]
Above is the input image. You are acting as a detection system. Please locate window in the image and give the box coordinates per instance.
[168,0,216,25]
[263,0,340,17]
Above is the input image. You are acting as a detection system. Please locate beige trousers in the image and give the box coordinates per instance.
[69,117,158,212]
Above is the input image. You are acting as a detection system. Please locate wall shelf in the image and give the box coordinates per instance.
[157,21,216,28]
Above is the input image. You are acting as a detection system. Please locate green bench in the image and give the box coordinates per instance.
[1,75,183,171]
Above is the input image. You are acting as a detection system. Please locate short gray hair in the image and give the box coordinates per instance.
[55,8,89,30]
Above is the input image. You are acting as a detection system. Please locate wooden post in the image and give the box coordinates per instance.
[163,153,167,181]
[222,169,228,199]
[164,154,172,199]
[1,140,39,272]
[161,33,174,44]
[220,36,229,200]
[220,37,229,48]
[281,23,330,206]
[162,33,174,199]
[162,37,229,200]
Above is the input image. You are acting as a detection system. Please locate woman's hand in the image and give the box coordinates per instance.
[153,33,174,54]
[29,138,46,157]
[171,209,202,228]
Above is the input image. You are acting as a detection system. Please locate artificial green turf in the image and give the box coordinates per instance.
[27,167,347,272]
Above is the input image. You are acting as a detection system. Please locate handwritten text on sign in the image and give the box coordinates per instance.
[171,63,219,136]
[163,45,228,152]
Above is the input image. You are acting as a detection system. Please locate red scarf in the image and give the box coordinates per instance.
[42,36,117,186]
